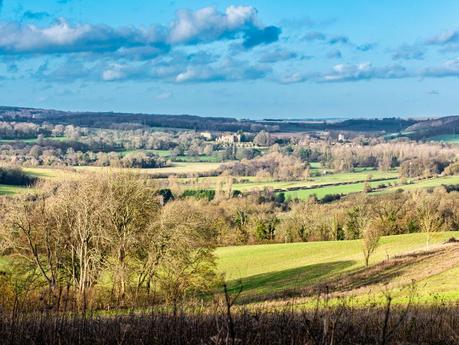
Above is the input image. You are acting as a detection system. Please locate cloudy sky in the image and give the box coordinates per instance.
[1,0,459,118]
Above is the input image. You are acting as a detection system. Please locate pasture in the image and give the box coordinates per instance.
[216,231,459,304]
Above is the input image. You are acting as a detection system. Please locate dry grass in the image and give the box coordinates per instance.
[2,304,459,344]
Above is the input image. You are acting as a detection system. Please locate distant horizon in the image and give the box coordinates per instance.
[1,103,451,122]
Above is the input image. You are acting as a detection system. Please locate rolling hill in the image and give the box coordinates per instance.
[216,231,459,305]
[406,115,459,139]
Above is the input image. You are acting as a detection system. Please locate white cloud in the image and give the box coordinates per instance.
[168,6,258,44]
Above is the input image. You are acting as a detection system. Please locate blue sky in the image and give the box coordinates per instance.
[1,0,459,118]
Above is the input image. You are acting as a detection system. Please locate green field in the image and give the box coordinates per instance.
[428,134,459,144]
[382,175,459,193]
[74,162,222,176]
[233,169,398,192]
[0,184,31,195]
[216,231,459,303]
[283,179,394,200]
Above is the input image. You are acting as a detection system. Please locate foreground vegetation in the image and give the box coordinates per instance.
[2,303,459,345]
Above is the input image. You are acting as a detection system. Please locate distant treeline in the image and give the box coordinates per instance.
[0,106,419,133]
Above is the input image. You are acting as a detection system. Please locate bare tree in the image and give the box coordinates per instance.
[362,221,381,267]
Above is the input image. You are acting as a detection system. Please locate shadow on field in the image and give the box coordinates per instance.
[226,245,459,304]
[227,260,356,303]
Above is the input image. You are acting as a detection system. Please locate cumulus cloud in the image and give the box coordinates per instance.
[426,30,459,52]
[320,62,409,82]
[303,30,374,53]
[426,30,459,46]
[0,6,280,56]
[0,19,166,55]
[327,35,349,45]
[258,49,299,63]
[242,26,281,48]
[280,62,410,84]
[91,54,269,84]
[422,57,459,78]
[35,59,102,82]
[356,43,377,51]
[175,58,270,83]
[167,5,280,48]
[303,32,350,45]
[392,44,424,60]
[169,6,256,43]
[303,31,326,41]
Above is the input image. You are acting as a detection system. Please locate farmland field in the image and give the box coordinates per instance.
[74,162,222,176]
[233,169,398,192]
[382,175,459,193]
[282,174,459,200]
[283,180,392,200]
[217,231,459,303]
[23,167,83,180]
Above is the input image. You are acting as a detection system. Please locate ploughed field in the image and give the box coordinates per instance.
[216,231,459,305]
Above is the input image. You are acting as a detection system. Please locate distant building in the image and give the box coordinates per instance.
[216,133,253,147]
[216,133,242,144]
[199,131,213,140]
[338,133,345,142]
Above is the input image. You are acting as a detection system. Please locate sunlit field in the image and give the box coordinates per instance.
[217,232,459,304]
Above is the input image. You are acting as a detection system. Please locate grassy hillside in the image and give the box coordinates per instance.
[216,232,459,304]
